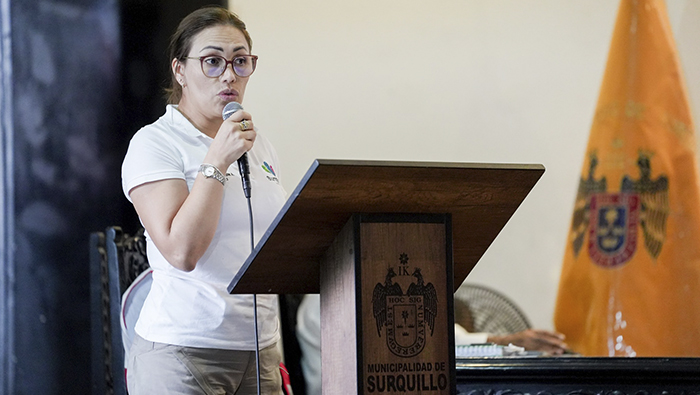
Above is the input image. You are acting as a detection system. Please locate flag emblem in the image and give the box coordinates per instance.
[572,152,669,263]
[588,192,639,268]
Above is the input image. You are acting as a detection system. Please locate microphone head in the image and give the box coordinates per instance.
[222,101,243,120]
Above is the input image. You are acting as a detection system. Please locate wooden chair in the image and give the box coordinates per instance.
[90,227,149,395]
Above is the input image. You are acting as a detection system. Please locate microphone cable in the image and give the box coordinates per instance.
[246,195,262,395]
[223,101,261,395]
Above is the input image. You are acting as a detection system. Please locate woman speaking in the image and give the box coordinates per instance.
[121,6,286,394]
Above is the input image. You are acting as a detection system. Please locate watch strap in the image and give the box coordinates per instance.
[199,163,226,186]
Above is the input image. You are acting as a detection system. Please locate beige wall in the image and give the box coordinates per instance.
[230,0,700,330]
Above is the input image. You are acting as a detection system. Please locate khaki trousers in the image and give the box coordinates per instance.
[127,334,283,395]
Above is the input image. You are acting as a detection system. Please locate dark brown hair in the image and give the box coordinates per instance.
[166,6,252,104]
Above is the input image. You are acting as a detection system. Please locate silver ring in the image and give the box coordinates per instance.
[240,120,250,131]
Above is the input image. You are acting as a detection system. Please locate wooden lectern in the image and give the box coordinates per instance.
[228,159,544,394]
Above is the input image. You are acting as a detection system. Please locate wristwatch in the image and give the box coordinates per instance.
[199,163,226,186]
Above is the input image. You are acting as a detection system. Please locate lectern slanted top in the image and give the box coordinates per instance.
[228,159,545,295]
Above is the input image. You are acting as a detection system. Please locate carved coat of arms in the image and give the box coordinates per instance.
[371,255,438,358]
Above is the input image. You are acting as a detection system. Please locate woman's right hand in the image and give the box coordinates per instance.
[204,109,256,171]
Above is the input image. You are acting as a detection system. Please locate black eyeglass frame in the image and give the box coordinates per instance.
[183,54,259,78]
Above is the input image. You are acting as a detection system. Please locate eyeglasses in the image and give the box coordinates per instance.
[184,54,258,78]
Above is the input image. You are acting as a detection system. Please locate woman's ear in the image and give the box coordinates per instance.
[172,58,185,86]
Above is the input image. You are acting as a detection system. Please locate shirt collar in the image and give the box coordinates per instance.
[166,104,213,140]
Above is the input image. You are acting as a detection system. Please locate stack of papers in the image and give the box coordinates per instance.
[455,343,527,358]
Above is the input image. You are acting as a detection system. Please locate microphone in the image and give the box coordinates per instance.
[222,101,251,198]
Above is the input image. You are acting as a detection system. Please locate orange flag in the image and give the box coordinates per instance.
[554,0,700,357]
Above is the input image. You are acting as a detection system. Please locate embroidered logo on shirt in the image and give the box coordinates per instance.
[262,161,279,183]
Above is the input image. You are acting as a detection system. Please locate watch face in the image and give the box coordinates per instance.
[204,166,215,177]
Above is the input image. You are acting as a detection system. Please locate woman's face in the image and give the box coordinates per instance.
[175,24,251,122]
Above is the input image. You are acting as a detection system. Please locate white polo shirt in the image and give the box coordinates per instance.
[121,104,287,350]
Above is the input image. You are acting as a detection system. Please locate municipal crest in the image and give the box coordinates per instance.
[588,193,639,267]
[571,151,670,266]
[371,254,438,358]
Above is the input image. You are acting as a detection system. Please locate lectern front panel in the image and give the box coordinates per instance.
[359,214,455,395]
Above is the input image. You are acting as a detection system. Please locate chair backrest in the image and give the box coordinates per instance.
[89,231,110,395]
[90,226,149,395]
[453,283,531,336]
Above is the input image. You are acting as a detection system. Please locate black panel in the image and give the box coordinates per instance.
[5,0,222,393]
[456,357,700,394]
[10,1,125,393]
